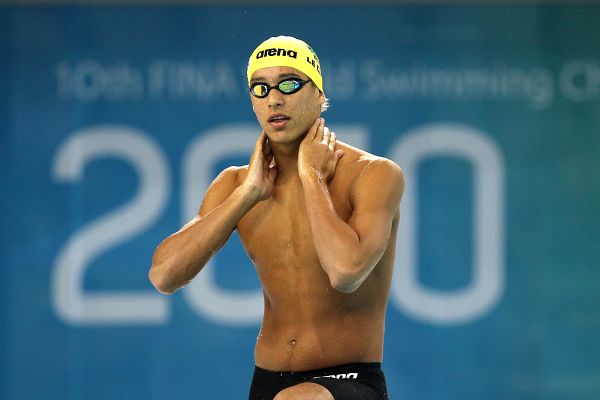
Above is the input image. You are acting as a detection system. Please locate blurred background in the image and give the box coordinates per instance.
[2,1,600,399]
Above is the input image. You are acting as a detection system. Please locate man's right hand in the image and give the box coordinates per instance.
[243,131,278,202]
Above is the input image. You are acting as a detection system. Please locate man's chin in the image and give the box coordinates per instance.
[266,129,303,144]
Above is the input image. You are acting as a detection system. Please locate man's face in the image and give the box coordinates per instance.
[249,66,324,144]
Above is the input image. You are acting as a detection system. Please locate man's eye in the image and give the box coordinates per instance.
[253,84,268,96]
[279,80,299,92]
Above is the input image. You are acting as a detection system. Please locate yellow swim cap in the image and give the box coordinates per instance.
[247,36,323,93]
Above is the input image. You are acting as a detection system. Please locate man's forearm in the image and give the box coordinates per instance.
[301,176,366,292]
[149,184,260,294]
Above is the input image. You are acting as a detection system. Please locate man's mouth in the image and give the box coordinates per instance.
[268,114,290,129]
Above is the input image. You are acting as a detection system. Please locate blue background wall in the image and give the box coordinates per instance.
[2,4,599,399]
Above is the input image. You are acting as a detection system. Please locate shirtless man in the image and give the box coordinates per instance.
[149,36,404,400]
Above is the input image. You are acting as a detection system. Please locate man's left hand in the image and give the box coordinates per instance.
[298,118,344,183]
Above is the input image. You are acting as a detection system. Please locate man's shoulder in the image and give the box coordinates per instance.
[209,165,248,191]
[337,141,402,179]
[337,141,404,208]
[220,165,247,176]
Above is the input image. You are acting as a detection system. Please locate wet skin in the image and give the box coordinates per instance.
[149,66,404,373]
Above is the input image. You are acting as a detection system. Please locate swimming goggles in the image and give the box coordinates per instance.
[249,78,312,98]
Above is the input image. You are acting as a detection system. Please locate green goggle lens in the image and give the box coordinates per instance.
[278,80,301,93]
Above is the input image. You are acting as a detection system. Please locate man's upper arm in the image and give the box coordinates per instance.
[197,166,243,218]
[347,158,404,265]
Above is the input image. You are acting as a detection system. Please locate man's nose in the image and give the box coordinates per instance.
[267,89,284,108]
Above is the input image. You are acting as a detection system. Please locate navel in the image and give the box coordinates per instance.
[286,338,297,362]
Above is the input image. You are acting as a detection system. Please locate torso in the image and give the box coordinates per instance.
[233,142,399,372]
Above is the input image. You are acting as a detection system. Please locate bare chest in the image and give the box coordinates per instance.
[236,179,352,277]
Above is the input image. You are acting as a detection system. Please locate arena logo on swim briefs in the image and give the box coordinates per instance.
[316,373,358,380]
[255,48,298,59]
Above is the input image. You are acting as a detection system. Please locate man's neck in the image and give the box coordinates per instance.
[269,139,301,181]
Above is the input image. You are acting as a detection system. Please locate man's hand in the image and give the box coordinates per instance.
[242,131,278,201]
[299,118,344,182]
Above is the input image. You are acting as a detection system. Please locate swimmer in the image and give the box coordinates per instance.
[149,36,404,400]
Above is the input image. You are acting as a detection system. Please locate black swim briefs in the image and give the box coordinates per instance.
[248,362,389,399]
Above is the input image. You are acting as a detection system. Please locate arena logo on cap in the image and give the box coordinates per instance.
[256,48,298,59]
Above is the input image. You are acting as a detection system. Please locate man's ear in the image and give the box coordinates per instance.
[318,90,329,112]
[318,90,325,103]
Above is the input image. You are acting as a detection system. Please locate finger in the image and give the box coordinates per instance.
[250,133,264,165]
[258,133,274,166]
[307,117,322,141]
[328,131,336,150]
[264,138,275,168]
[262,137,273,159]
[268,163,278,182]
[332,150,345,176]
[316,118,324,141]
[256,131,266,148]
[321,126,330,145]
[253,132,266,156]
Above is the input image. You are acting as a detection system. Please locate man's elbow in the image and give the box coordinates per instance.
[328,263,367,293]
[330,277,361,293]
[148,265,178,295]
[327,253,382,293]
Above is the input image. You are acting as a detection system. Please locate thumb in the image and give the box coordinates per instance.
[335,150,345,161]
